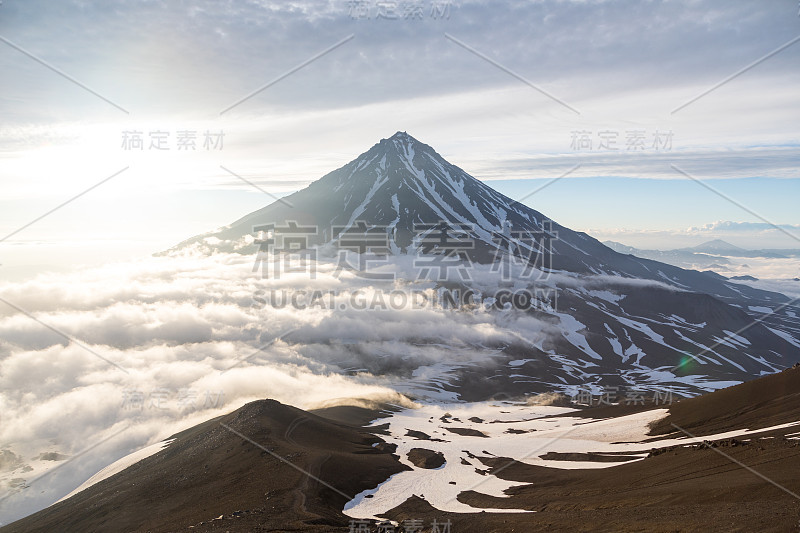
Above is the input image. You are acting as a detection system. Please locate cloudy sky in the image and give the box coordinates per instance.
[1,0,799,277]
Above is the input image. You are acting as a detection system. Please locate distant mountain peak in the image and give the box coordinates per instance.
[688,239,745,252]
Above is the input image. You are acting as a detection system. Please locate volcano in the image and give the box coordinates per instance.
[170,132,800,396]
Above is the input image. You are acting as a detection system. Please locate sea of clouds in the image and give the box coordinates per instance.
[0,248,569,523]
[0,244,793,524]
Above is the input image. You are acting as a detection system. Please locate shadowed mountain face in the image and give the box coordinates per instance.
[169,132,800,396]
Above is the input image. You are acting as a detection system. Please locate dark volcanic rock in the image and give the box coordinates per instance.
[539,451,640,463]
[444,427,489,438]
[406,448,446,469]
[405,429,431,440]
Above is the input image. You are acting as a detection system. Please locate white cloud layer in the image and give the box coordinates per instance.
[0,249,570,523]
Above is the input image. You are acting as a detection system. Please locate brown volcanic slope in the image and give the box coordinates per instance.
[647,363,800,438]
[382,367,800,532]
[0,400,407,533]
[5,369,800,532]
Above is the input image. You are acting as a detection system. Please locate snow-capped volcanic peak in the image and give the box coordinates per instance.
[204,131,563,261]
[317,131,545,252]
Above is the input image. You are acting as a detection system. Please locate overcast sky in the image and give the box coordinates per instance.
[1,0,799,278]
